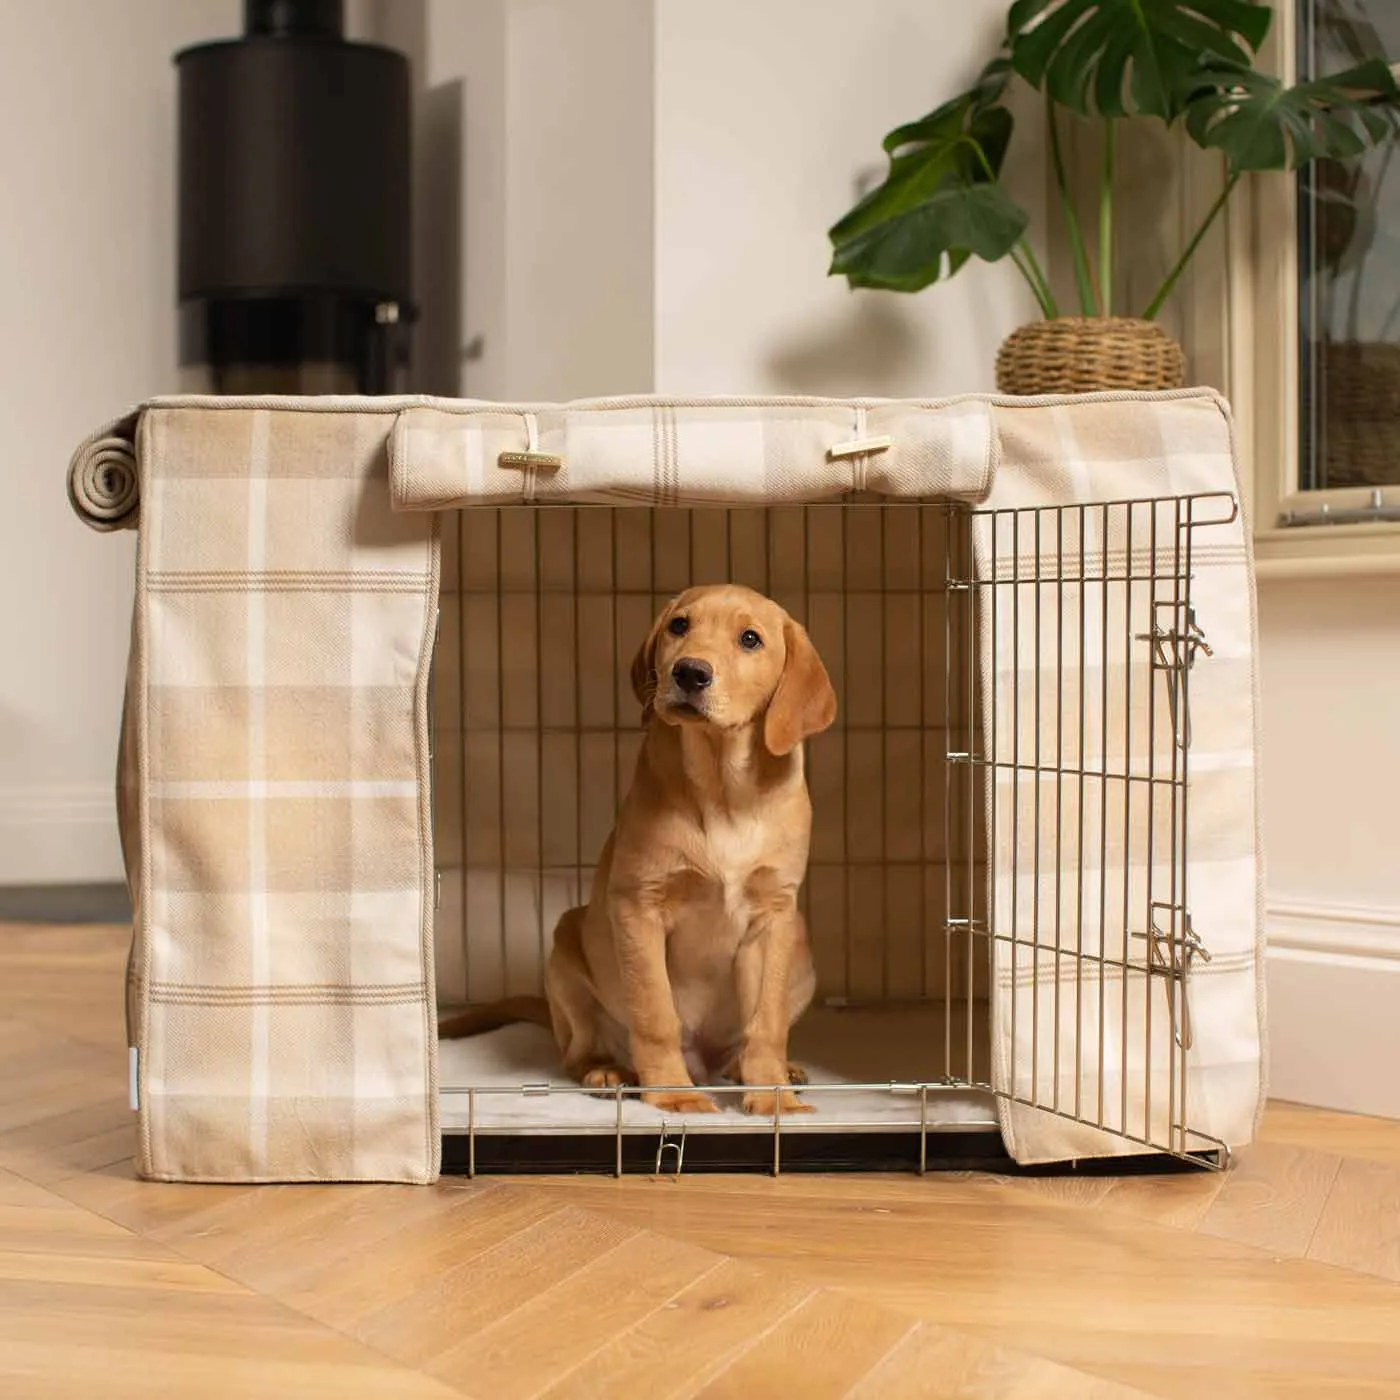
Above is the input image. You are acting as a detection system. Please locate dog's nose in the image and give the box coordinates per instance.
[672,658,713,694]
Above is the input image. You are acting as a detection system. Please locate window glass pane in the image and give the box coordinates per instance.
[1298,0,1400,490]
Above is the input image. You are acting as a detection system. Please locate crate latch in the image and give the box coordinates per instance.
[1138,602,1212,750]
[1132,903,1212,1049]
[653,1122,686,1181]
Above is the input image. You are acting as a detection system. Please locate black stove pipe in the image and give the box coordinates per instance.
[175,0,413,394]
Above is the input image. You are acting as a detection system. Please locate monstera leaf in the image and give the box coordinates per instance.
[828,59,1029,292]
[828,181,1029,292]
[1184,58,1400,170]
[879,55,1015,157]
[1008,0,1272,119]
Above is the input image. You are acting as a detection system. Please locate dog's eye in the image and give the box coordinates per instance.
[738,628,762,651]
[667,616,689,637]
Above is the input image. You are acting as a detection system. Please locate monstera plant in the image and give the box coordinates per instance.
[828,0,1400,394]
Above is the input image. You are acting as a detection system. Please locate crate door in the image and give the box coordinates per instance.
[951,495,1233,1163]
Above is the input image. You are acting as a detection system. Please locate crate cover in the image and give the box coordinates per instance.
[68,390,1264,1182]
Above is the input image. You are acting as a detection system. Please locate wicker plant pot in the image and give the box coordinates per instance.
[995,316,1187,396]
[1320,340,1400,488]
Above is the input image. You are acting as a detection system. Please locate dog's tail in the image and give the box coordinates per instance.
[438,995,553,1039]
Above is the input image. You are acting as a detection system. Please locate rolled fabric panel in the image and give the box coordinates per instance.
[388,397,999,510]
[69,418,141,532]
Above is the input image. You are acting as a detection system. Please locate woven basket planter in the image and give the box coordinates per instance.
[996,316,1187,396]
[1320,340,1400,488]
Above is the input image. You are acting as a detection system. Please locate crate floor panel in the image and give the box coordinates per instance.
[439,1003,996,1135]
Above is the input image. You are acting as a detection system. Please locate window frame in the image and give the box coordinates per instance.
[1228,4,1400,577]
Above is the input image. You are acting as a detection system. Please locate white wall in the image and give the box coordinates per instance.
[1259,580,1400,908]
[1259,576,1400,1117]
[654,0,1042,396]
[404,0,655,401]
[0,0,240,883]
[413,0,1039,401]
[504,0,655,399]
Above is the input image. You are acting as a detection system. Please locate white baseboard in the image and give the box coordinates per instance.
[1265,900,1400,1121]
[0,785,123,885]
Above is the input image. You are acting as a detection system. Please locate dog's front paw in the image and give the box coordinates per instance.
[742,1089,815,1116]
[786,1062,809,1086]
[580,1063,637,1090]
[643,1089,718,1114]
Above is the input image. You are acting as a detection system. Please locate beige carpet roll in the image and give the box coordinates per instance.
[68,432,140,532]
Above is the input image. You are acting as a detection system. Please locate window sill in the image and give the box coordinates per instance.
[1254,522,1400,580]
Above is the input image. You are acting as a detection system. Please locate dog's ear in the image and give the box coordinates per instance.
[764,617,837,756]
[629,607,669,721]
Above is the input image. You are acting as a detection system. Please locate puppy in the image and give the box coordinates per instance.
[442,584,837,1116]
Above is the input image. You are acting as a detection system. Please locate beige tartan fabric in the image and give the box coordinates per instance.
[389,397,997,508]
[68,414,141,532]
[979,393,1264,1163]
[77,400,441,1183]
[71,388,1262,1180]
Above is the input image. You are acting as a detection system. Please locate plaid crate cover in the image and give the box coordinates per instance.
[70,390,1263,1181]
[73,400,442,1182]
[975,396,1264,1163]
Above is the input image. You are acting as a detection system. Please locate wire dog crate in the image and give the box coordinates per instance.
[432,490,1242,1177]
[70,390,1264,1186]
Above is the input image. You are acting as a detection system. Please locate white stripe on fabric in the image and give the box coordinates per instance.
[150,780,420,800]
[247,410,271,1171]
[144,417,169,1165]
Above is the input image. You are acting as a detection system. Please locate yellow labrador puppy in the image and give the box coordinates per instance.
[442,583,837,1116]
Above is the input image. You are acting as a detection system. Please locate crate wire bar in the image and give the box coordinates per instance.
[433,493,1237,1174]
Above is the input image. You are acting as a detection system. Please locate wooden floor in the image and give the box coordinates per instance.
[4,926,1400,1398]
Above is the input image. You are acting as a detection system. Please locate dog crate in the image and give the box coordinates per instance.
[69,390,1264,1184]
